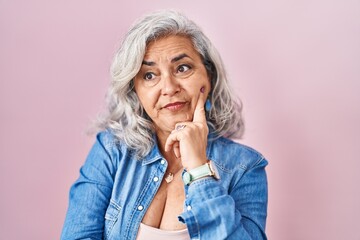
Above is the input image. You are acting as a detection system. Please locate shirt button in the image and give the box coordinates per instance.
[160,159,165,165]
[153,176,159,182]
[187,205,192,211]
[137,205,144,211]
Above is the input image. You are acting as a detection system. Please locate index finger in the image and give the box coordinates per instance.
[193,86,207,123]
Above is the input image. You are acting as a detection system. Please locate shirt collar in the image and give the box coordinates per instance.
[141,134,163,166]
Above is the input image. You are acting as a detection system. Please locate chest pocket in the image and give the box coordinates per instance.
[104,199,121,240]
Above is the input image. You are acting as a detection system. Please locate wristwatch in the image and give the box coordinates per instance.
[182,161,220,185]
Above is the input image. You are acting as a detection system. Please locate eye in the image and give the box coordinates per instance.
[177,64,191,73]
[144,72,156,80]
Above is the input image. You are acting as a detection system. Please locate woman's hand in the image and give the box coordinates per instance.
[165,87,209,170]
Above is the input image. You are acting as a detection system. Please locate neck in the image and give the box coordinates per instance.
[155,128,170,154]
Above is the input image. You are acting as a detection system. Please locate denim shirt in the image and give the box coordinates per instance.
[61,131,268,240]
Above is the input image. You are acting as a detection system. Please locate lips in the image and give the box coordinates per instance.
[163,101,187,111]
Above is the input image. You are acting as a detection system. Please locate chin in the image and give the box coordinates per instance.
[174,113,192,123]
[164,118,188,130]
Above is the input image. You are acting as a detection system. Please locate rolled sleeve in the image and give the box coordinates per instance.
[179,159,268,240]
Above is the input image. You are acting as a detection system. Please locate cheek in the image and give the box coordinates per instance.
[198,68,211,88]
[188,72,209,87]
[139,93,153,109]
[198,75,212,93]
[137,90,159,116]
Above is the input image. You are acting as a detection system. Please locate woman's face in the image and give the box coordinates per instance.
[134,35,211,135]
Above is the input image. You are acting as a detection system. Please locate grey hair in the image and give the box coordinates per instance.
[95,10,244,158]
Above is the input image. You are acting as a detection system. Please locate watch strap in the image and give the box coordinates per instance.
[189,163,213,179]
[183,162,215,185]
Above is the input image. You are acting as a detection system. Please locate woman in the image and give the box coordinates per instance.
[61,10,268,240]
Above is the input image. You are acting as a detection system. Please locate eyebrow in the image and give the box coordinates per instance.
[171,53,189,63]
[141,53,190,66]
[142,60,155,66]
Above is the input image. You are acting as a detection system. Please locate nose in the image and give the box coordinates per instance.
[161,73,180,96]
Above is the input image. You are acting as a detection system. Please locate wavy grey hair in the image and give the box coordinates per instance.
[95,10,244,157]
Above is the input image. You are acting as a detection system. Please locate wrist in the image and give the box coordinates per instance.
[185,157,207,171]
[182,161,220,185]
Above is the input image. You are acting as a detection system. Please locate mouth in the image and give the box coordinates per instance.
[163,101,187,111]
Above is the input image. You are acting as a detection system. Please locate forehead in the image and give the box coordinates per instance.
[144,35,201,61]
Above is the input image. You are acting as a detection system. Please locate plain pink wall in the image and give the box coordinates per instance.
[1,1,359,239]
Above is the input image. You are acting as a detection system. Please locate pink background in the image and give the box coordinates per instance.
[1,1,359,239]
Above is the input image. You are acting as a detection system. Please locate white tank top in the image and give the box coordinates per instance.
[136,223,190,240]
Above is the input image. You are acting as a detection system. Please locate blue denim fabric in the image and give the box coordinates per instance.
[61,131,268,240]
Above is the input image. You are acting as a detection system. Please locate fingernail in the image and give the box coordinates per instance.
[200,87,205,93]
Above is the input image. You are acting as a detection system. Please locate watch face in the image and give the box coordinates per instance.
[182,172,191,185]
